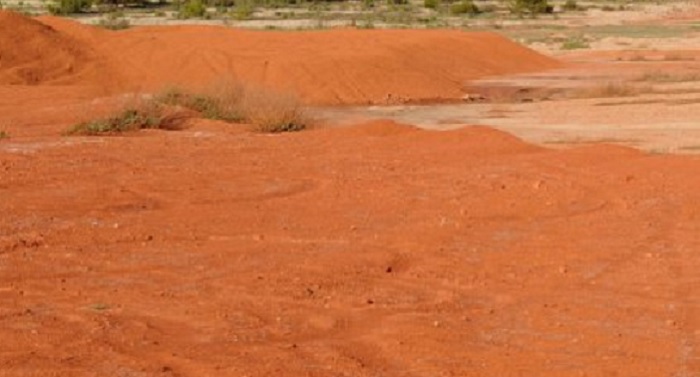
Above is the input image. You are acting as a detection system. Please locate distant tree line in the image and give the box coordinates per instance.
[48,0,553,16]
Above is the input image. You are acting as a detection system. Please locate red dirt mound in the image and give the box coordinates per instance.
[325,121,540,155]
[2,13,562,104]
[35,14,110,44]
[101,27,561,105]
[405,125,542,155]
[0,11,99,85]
[1,12,560,102]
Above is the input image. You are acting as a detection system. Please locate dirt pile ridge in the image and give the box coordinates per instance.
[0,11,101,85]
[35,14,110,44]
[400,125,542,155]
[102,27,561,104]
[1,12,561,104]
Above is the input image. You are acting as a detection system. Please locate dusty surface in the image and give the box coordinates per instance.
[4,119,700,376]
[4,9,700,377]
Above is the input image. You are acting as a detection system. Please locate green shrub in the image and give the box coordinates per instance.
[66,100,186,135]
[424,0,439,9]
[509,0,551,15]
[48,0,92,14]
[562,0,578,11]
[450,0,478,15]
[0,130,8,139]
[233,1,254,20]
[179,0,206,18]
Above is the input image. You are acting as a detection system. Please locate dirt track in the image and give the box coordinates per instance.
[3,10,700,377]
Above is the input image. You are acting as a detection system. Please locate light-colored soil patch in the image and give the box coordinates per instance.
[317,51,700,154]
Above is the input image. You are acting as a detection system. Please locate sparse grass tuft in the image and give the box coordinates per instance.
[561,36,589,50]
[97,11,130,30]
[68,108,160,135]
[601,4,623,12]
[0,130,8,140]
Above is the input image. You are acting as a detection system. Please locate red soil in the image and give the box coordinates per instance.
[3,117,700,376]
[4,11,700,377]
[1,11,560,104]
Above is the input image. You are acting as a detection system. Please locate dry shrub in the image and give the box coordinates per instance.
[69,81,309,136]
[237,86,308,133]
[158,81,245,122]
[158,81,308,133]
